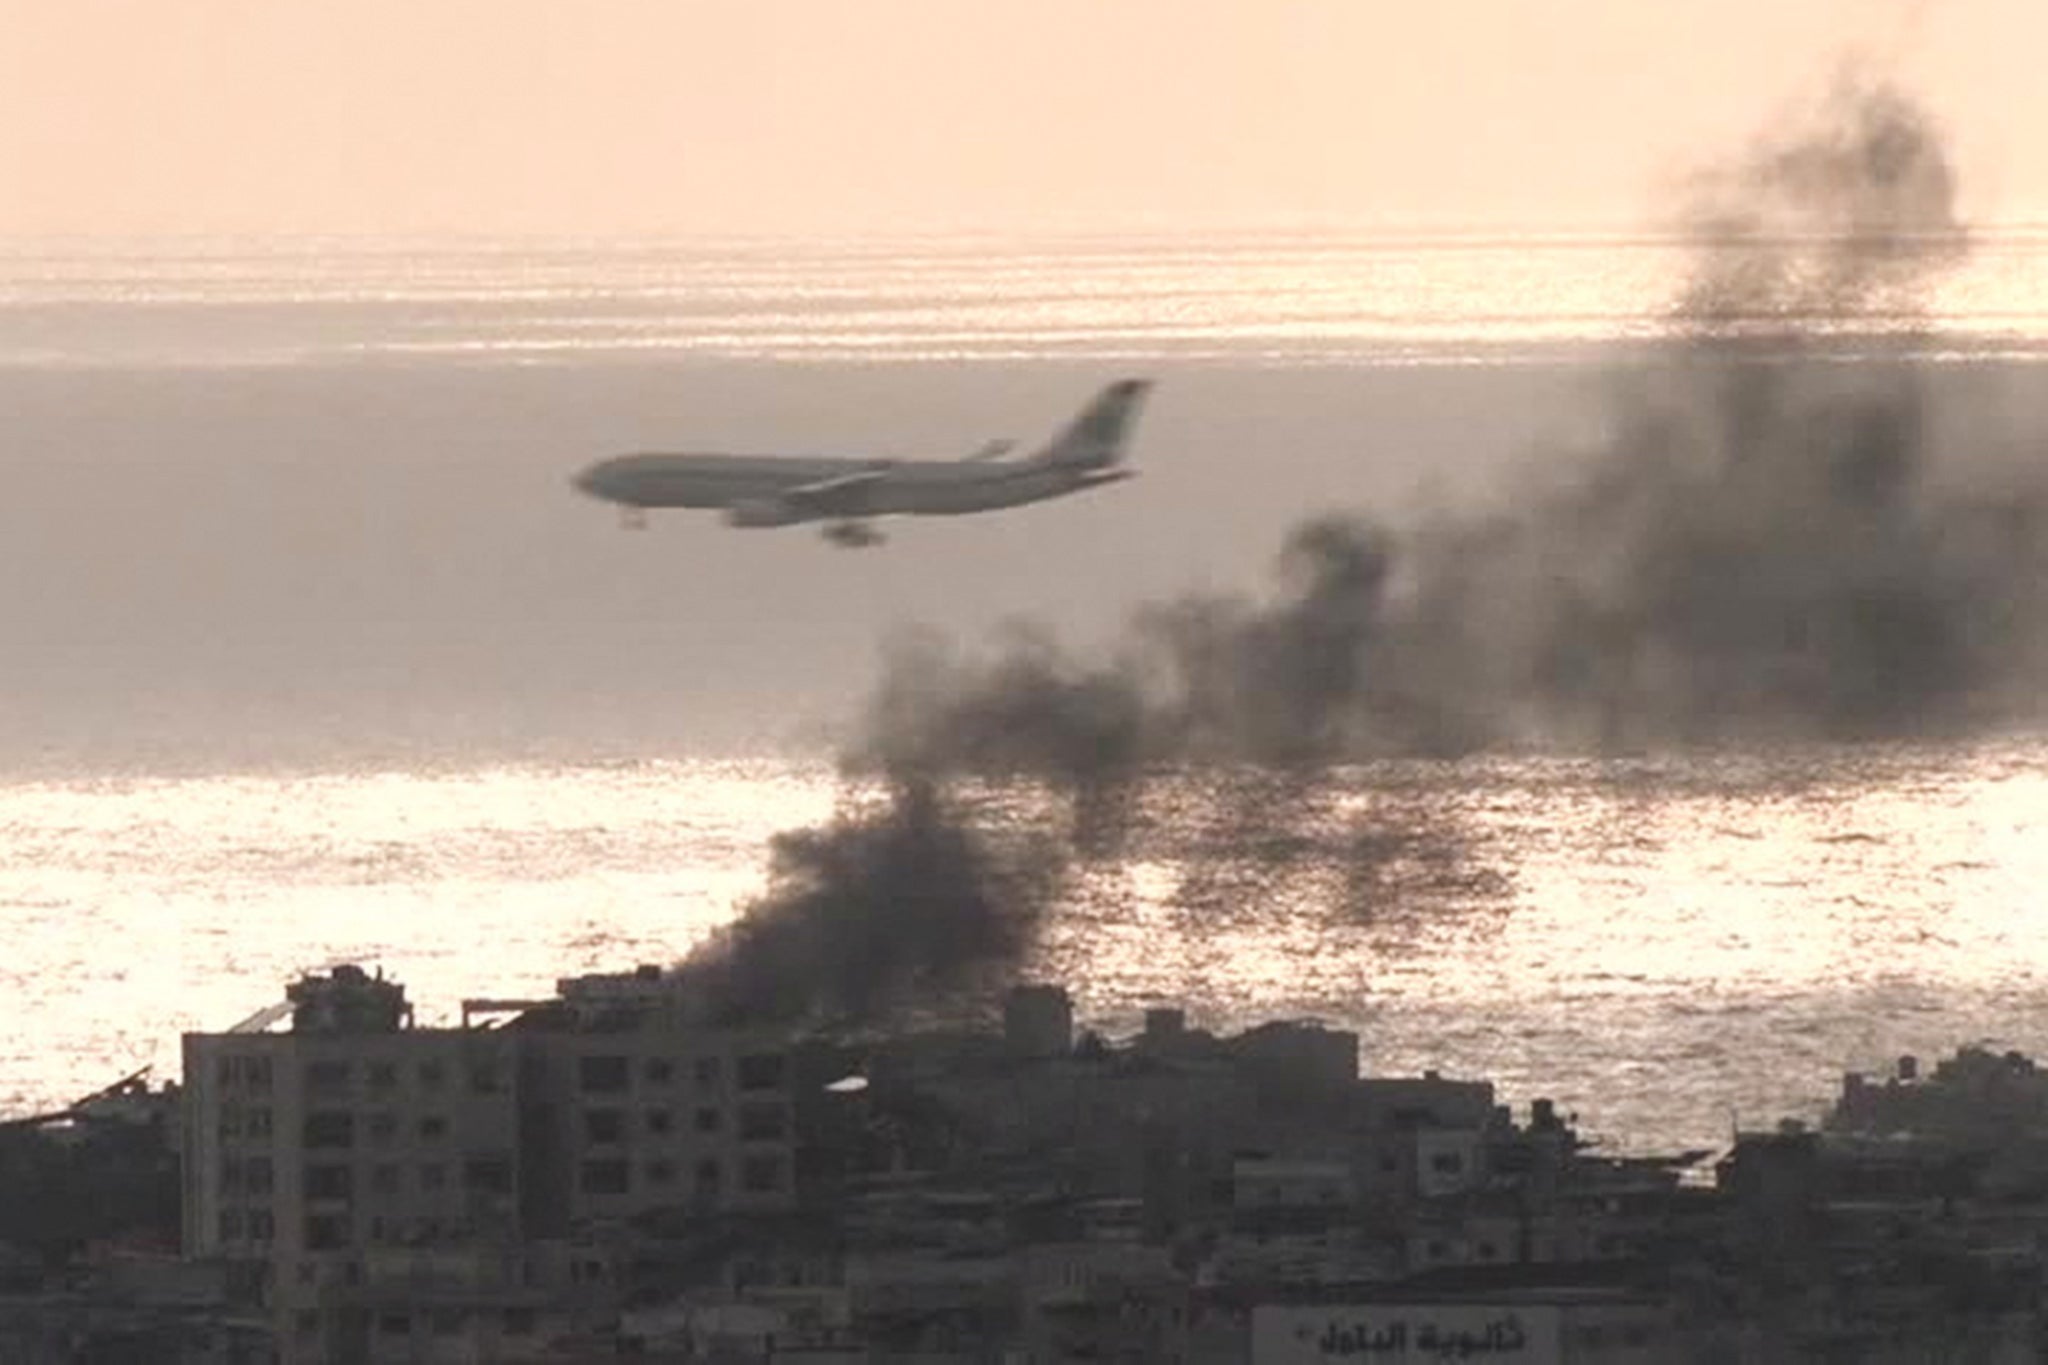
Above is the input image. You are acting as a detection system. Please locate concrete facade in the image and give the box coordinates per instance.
[180,964,795,1363]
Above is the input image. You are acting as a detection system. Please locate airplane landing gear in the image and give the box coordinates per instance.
[822,520,885,548]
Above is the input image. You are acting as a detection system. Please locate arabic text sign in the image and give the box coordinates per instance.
[1252,1304,1562,1364]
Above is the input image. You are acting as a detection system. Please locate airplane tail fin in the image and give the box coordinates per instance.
[1035,379,1152,471]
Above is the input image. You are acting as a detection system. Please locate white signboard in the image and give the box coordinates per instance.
[1252,1304,1561,1364]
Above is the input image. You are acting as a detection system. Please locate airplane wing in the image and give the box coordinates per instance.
[779,465,891,517]
[965,439,1016,463]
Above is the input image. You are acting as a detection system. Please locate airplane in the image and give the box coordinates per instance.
[572,378,1151,547]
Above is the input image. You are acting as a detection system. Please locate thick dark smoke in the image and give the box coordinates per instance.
[674,75,2046,1023]
[1437,72,2037,745]
[855,515,1400,778]
[669,516,1427,1024]
[1138,517,1398,763]
[673,775,1064,1025]
[870,70,2043,762]
[856,623,1149,790]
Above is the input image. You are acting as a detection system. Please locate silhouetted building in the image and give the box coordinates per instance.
[1003,984,1075,1061]
[182,964,794,1363]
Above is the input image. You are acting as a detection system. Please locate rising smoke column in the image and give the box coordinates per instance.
[1137,516,1397,763]
[667,517,1422,1024]
[673,774,1065,1025]
[671,73,2042,1023]
[1400,73,2044,745]
[856,623,1148,792]
[894,76,2025,760]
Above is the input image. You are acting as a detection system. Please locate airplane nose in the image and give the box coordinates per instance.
[571,462,611,500]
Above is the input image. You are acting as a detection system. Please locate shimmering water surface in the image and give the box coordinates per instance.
[5,235,2047,1156]
[8,744,2047,1155]
[5,232,2048,367]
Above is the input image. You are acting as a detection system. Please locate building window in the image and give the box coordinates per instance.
[367,1062,398,1093]
[304,1060,349,1093]
[504,1308,535,1336]
[583,1109,626,1145]
[464,1155,513,1194]
[305,1163,353,1202]
[645,1108,673,1136]
[695,1159,722,1196]
[305,1215,349,1251]
[246,1107,272,1138]
[418,1059,446,1089]
[737,1053,785,1091]
[303,1111,354,1149]
[741,1154,784,1193]
[244,1156,274,1195]
[296,1310,320,1338]
[648,1159,676,1185]
[218,1208,244,1241]
[1430,1152,1464,1174]
[693,1056,722,1090]
[694,1107,722,1134]
[432,1310,463,1337]
[367,1112,398,1147]
[420,1163,446,1191]
[469,1060,502,1094]
[739,1102,787,1142]
[646,1058,674,1085]
[250,1209,274,1242]
[378,1313,411,1337]
[371,1164,401,1196]
[418,1115,449,1141]
[579,1055,629,1094]
[217,1105,242,1141]
[580,1159,629,1195]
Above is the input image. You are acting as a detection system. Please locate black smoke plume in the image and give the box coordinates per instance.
[860,73,2047,759]
[667,516,1430,1024]
[673,775,1065,1026]
[1391,73,2044,745]
[673,74,2042,1023]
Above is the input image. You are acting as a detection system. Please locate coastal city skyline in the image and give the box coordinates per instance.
[8,2,2048,1359]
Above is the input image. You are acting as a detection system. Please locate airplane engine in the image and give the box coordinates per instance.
[822,520,885,548]
[724,497,804,528]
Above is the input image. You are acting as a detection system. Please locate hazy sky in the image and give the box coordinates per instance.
[1,0,2038,237]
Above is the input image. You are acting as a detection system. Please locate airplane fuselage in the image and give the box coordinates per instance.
[575,452,1130,519]
[571,378,1150,541]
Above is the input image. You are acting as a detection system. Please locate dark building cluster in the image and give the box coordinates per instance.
[5,965,2048,1362]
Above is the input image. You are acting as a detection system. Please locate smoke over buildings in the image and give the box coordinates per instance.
[675,75,2045,1024]
[672,775,1067,1025]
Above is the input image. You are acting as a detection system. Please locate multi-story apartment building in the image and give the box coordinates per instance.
[514,967,798,1234]
[181,963,795,1363]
